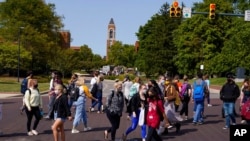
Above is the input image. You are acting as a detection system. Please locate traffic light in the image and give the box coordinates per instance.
[209,3,216,19]
[170,1,182,18]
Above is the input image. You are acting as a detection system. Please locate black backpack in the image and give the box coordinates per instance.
[68,83,80,101]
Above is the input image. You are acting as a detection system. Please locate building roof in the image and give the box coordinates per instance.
[109,18,115,25]
[70,46,80,51]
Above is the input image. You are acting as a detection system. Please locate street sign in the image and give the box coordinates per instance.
[183,7,192,18]
[244,10,250,21]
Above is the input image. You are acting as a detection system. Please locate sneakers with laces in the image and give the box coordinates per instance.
[83,127,92,132]
[71,129,80,134]
[27,131,33,136]
[31,130,38,135]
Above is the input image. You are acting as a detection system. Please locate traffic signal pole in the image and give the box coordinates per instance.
[192,12,244,17]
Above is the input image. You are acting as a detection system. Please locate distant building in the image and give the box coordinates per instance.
[106,18,116,61]
[59,30,71,48]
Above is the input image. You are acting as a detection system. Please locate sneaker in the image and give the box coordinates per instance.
[207,104,212,107]
[91,108,95,112]
[198,121,203,125]
[27,131,33,136]
[44,115,50,119]
[223,126,229,130]
[31,130,38,135]
[122,133,127,141]
[232,123,236,125]
[97,111,100,114]
[71,129,80,134]
[192,122,197,125]
[83,127,92,132]
[167,125,173,129]
[241,120,246,124]
[184,116,188,120]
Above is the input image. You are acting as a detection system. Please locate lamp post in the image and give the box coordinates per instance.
[17,27,24,82]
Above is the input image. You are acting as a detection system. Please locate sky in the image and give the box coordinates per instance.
[45,0,202,57]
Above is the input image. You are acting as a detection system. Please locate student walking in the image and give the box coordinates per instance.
[104,82,124,141]
[50,84,73,141]
[220,73,240,129]
[71,77,98,133]
[122,84,147,141]
[24,79,43,136]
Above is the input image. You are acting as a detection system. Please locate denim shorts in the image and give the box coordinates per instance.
[54,112,66,122]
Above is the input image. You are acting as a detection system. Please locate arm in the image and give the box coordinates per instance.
[83,85,98,101]
[157,100,170,126]
[24,90,31,111]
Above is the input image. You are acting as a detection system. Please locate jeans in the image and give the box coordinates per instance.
[223,102,236,127]
[91,91,103,111]
[125,109,147,139]
[73,102,88,127]
[47,95,56,117]
[193,101,204,123]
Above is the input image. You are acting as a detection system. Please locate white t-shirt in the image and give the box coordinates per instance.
[90,76,98,90]
[123,81,133,99]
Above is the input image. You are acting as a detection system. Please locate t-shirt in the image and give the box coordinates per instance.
[123,81,133,100]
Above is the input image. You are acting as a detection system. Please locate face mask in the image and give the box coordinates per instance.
[142,89,147,94]
[34,84,38,88]
[54,90,59,95]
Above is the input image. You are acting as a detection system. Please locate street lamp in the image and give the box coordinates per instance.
[17,27,24,82]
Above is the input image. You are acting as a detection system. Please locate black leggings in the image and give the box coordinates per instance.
[25,106,41,132]
[146,126,162,141]
[106,110,121,140]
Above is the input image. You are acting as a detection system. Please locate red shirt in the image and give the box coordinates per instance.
[146,98,164,129]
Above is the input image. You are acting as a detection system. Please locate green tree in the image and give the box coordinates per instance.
[0,42,31,71]
[0,0,63,73]
[136,3,180,77]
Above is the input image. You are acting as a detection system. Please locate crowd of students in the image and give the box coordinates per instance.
[16,70,250,141]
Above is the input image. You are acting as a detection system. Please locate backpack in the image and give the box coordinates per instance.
[193,80,205,102]
[69,83,79,101]
[129,84,138,98]
[20,78,28,95]
[241,99,250,120]
[179,83,188,99]
[91,83,98,96]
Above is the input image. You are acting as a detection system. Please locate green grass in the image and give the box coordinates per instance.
[0,77,49,93]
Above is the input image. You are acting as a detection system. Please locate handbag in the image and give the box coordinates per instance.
[138,108,145,126]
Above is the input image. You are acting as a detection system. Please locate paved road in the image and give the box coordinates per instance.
[0,79,239,141]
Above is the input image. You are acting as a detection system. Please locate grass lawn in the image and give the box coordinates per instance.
[0,77,49,93]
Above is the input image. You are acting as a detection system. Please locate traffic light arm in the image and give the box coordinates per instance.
[191,12,244,17]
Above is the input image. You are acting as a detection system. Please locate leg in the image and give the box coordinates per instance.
[51,119,63,141]
[25,107,33,132]
[146,126,154,141]
[33,107,41,130]
[47,95,55,118]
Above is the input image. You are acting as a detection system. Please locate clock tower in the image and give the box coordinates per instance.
[106,18,116,61]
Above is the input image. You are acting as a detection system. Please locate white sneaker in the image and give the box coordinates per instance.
[27,131,33,136]
[207,104,212,107]
[31,130,38,135]
[71,129,80,134]
[91,108,95,112]
[83,127,92,132]
[241,120,246,124]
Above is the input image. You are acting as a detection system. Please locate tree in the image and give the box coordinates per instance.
[0,42,31,74]
[0,0,63,73]
[136,3,180,77]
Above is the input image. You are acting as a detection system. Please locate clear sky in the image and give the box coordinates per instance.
[45,0,202,57]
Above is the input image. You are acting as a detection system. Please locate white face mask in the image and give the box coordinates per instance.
[54,90,59,95]
[142,89,147,94]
